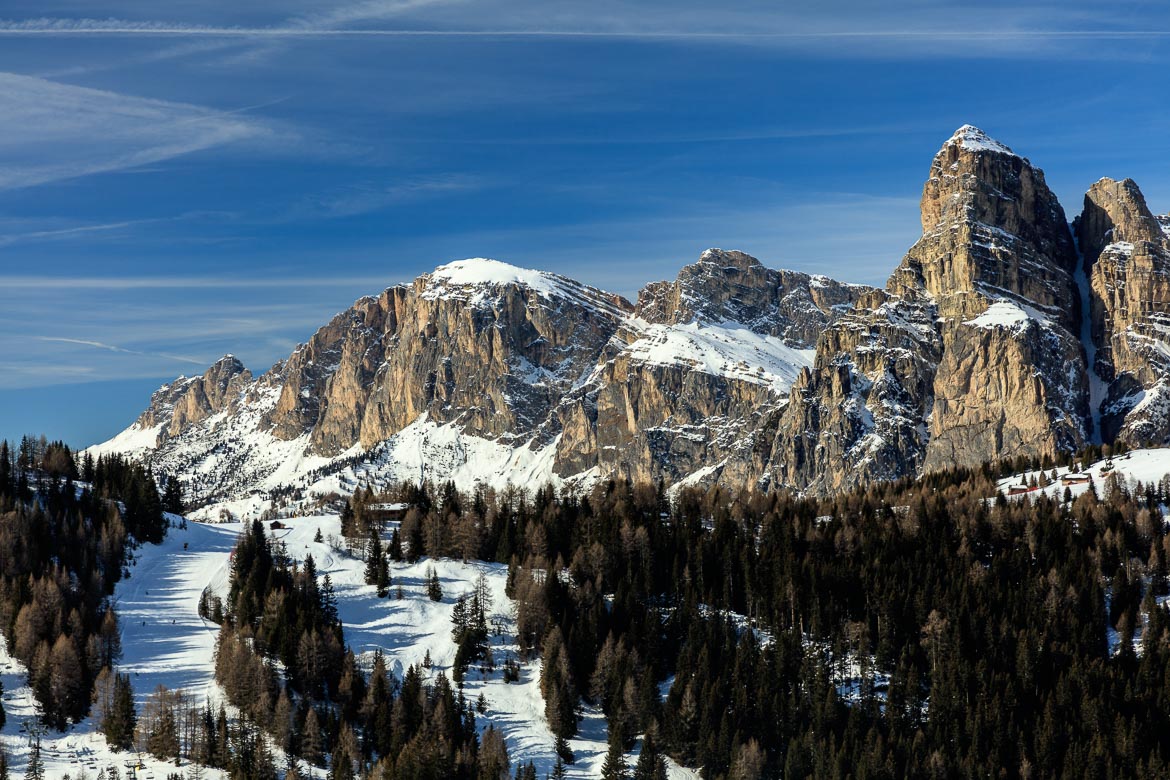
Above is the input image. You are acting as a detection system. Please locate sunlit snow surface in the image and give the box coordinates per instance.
[622,320,814,395]
[86,422,163,460]
[996,447,1170,502]
[0,513,698,779]
[947,125,1019,157]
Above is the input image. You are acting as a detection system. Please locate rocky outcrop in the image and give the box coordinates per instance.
[636,248,868,342]
[917,127,1088,472]
[134,355,251,441]
[555,249,871,486]
[764,286,942,493]
[1077,177,1170,443]
[259,260,634,456]
[765,125,1089,492]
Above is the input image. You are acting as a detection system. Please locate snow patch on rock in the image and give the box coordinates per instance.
[947,124,1018,157]
[623,320,815,395]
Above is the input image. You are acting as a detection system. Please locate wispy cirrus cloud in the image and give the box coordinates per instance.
[0,0,1165,54]
[0,275,401,290]
[292,174,483,219]
[37,337,206,366]
[0,71,273,190]
[3,20,1169,41]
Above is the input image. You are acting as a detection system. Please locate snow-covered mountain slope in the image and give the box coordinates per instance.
[0,514,700,779]
[0,515,237,780]
[620,320,815,396]
[92,252,844,514]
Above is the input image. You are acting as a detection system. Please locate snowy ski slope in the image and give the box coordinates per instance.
[0,513,699,779]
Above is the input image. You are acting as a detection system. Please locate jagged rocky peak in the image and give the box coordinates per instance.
[898,124,1078,325]
[256,257,637,456]
[635,248,871,343]
[1078,177,1167,266]
[915,125,1087,469]
[944,124,1019,157]
[136,354,251,439]
[764,124,1091,493]
[1076,177,1170,442]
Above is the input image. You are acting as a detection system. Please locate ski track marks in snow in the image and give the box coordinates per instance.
[2,512,699,778]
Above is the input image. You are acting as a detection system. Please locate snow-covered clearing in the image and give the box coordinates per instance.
[1,513,696,778]
[995,447,1170,502]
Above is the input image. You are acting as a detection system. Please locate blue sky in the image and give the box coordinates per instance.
[1,0,1169,448]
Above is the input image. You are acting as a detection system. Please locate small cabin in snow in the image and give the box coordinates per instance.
[366,502,410,526]
[269,520,287,530]
[1061,473,1091,486]
[1006,484,1033,496]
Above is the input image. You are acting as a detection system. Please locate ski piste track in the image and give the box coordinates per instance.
[0,513,699,779]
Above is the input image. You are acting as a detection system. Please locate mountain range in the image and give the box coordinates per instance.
[93,125,1170,509]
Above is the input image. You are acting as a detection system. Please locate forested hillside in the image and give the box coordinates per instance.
[0,437,169,767]
[202,448,1170,779]
[4,437,1170,779]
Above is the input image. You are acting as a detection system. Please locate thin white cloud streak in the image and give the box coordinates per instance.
[1,19,1168,40]
[0,218,174,247]
[292,174,483,219]
[0,275,402,290]
[0,72,272,190]
[37,337,207,365]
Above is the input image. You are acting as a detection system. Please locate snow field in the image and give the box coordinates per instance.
[996,447,1170,503]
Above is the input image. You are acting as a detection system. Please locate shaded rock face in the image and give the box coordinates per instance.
[1077,178,1170,444]
[559,249,872,486]
[764,287,943,493]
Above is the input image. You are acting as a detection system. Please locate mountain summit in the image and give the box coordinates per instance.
[93,126,1170,511]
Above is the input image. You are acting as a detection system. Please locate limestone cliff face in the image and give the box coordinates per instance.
[551,249,870,486]
[766,126,1089,492]
[764,287,942,493]
[256,260,634,456]
[916,128,1088,472]
[134,355,251,442]
[1077,178,1170,443]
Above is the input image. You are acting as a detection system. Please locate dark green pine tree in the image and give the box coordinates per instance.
[633,735,668,780]
[23,740,44,780]
[364,530,384,585]
[426,566,443,601]
[554,734,574,765]
[105,673,138,751]
[601,725,629,780]
[388,528,404,562]
[161,475,183,515]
